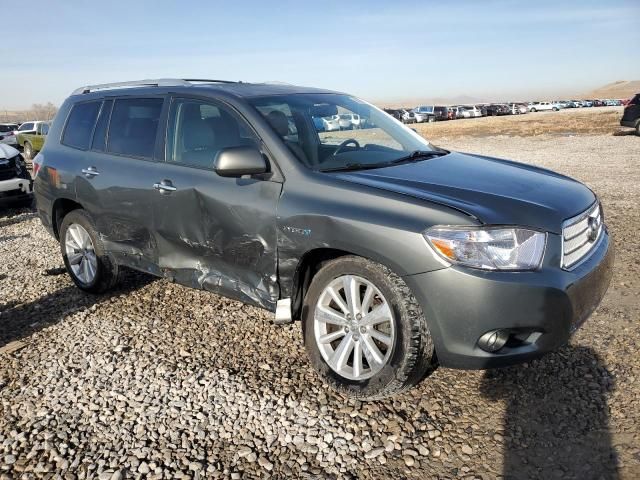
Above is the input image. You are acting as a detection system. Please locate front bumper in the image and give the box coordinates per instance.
[404,229,614,369]
[0,177,33,204]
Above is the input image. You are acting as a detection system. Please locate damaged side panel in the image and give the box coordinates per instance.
[150,163,282,311]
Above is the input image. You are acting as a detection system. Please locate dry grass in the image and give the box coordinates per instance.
[410,106,627,141]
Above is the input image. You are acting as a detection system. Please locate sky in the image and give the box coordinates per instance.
[1,0,639,110]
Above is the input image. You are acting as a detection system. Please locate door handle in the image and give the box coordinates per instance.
[81,166,99,178]
[153,180,177,193]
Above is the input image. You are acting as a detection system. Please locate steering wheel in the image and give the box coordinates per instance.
[333,139,361,156]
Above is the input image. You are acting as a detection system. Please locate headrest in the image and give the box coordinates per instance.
[266,110,289,137]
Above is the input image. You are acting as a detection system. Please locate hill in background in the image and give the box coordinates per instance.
[585,80,639,99]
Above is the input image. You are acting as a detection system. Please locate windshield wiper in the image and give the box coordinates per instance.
[319,149,449,173]
[389,149,448,165]
[319,163,385,173]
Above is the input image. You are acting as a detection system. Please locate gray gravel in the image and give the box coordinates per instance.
[1,134,639,479]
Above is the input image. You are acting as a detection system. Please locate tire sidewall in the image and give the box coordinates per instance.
[59,210,113,292]
[302,258,417,398]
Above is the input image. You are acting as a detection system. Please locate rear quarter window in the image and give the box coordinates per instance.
[62,101,102,149]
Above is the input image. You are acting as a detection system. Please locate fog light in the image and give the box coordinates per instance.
[478,329,509,353]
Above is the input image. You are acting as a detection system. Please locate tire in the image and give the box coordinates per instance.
[636,121,640,137]
[530,108,536,113]
[302,255,436,400]
[427,116,435,123]
[59,209,120,293]
[23,142,33,160]
[552,107,559,111]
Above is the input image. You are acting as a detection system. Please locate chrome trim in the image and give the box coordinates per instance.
[561,201,603,270]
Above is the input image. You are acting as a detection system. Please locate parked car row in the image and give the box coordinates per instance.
[0,120,51,159]
[383,97,626,124]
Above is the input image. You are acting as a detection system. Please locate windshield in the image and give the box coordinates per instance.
[0,125,15,133]
[249,93,434,171]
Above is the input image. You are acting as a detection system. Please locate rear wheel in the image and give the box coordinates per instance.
[59,209,120,293]
[636,121,640,136]
[552,107,559,111]
[302,256,436,400]
[23,142,33,160]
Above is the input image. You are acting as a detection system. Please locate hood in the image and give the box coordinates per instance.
[0,144,19,160]
[329,151,595,234]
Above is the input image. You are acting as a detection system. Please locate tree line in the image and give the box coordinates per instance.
[1,103,58,123]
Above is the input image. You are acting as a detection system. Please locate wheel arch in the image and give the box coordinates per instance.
[52,198,84,240]
[290,247,352,320]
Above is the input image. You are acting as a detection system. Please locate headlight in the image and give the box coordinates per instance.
[424,226,546,271]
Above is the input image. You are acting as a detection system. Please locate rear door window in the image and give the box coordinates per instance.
[107,98,163,159]
[62,101,102,150]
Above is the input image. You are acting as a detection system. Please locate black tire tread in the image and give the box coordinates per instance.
[304,255,436,400]
[59,209,120,294]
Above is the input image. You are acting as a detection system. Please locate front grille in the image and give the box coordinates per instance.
[562,201,603,269]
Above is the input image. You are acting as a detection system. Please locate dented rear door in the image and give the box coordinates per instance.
[152,96,282,310]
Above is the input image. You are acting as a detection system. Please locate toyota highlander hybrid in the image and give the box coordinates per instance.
[33,79,614,399]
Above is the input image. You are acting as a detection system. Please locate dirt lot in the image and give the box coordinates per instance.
[1,107,639,479]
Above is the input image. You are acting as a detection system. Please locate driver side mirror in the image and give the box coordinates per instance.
[214,146,268,177]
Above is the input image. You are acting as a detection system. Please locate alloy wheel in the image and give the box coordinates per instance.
[65,224,98,284]
[313,275,395,380]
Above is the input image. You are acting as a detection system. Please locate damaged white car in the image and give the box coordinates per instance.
[0,144,33,208]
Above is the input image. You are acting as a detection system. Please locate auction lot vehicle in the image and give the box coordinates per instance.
[34,79,614,399]
[0,124,20,146]
[528,102,561,112]
[413,105,448,122]
[0,144,33,207]
[17,121,50,159]
[620,93,640,135]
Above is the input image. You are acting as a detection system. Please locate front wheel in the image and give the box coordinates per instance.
[552,107,559,111]
[23,142,33,160]
[59,209,120,293]
[302,256,436,399]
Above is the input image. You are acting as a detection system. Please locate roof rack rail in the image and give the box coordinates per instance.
[72,78,240,95]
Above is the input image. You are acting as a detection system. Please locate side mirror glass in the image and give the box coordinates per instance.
[214,146,268,177]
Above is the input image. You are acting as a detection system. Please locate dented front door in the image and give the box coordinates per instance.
[152,165,282,310]
[152,96,282,310]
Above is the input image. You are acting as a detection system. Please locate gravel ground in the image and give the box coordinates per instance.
[1,133,639,479]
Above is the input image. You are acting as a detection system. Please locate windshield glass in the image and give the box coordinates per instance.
[249,93,434,171]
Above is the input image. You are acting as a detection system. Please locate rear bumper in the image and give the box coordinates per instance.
[405,230,614,369]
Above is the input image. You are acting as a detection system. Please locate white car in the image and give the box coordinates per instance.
[412,111,428,123]
[337,113,363,130]
[0,144,33,207]
[528,102,562,112]
[462,106,483,118]
[0,124,19,146]
[322,115,340,131]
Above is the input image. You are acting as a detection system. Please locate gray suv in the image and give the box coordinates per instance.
[34,79,614,399]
